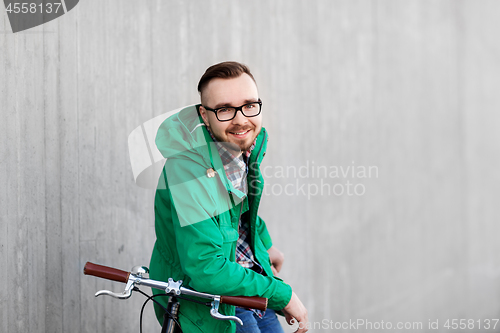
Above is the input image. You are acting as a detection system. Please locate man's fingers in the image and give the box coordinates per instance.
[268,246,285,273]
[284,313,308,332]
[295,323,308,333]
[283,291,309,332]
[294,318,309,333]
[271,265,278,276]
[284,311,295,325]
[274,261,283,272]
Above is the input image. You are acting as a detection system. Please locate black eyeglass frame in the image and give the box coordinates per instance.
[202,99,262,122]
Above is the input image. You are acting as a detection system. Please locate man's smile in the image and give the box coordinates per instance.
[228,128,252,138]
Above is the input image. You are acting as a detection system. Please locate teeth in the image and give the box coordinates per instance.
[232,130,249,135]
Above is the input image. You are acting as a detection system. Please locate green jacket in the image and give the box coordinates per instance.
[149,105,292,332]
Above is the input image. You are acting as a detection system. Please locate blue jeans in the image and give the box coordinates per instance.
[235,307,285,333]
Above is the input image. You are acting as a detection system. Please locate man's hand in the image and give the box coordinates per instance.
[267,245,285,276]
[283,291,309,333]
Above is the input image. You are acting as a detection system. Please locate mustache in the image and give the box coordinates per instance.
[227,126,253,132]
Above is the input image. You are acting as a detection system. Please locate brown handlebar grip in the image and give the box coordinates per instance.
[220,296,268,311]
[83,262,130,284]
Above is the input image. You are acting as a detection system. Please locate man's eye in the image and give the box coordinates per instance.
[218,108,230,113]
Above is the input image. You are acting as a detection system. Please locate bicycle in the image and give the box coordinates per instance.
[83,262,268,333]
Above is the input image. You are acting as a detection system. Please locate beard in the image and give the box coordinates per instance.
[209,124,260,153]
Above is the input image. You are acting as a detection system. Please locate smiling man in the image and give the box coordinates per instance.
[149,62,308,333]
[198,68,261,153]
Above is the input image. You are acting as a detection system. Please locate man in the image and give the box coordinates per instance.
[149,61,308,333]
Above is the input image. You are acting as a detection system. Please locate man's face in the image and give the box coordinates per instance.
[199,74,262,152]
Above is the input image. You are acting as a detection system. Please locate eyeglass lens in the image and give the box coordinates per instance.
[217,102,261,121]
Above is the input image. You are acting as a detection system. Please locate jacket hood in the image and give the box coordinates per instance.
[155,104,211,165]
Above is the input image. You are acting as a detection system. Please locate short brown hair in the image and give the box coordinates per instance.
[197,61,256,96]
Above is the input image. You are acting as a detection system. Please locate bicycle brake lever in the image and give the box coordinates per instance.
[95,279,135,299]
[210,296,243,326]
[95,289,133,299]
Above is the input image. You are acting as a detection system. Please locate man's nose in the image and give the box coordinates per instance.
[231,110,248,125]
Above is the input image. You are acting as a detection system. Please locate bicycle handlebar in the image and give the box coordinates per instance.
[220,295,268,311]
[84,262,130,284]
[83,262,268,311]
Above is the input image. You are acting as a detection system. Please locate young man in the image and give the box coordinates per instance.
[149,62,308,333]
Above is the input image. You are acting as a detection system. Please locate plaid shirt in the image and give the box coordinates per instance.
[208,129,265,317]
[207,131,264,273]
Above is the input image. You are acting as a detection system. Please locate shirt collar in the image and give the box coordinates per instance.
[206,127,256,166]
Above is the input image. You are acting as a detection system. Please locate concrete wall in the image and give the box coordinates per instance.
[1,1,500,332]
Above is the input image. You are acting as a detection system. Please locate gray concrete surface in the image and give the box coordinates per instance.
[1,1,500,332]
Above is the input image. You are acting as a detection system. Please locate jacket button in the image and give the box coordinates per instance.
[206,168,215,178]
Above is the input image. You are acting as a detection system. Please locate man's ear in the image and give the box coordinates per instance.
[199,106,210,126]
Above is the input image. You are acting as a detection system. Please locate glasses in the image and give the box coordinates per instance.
[203,99,262,122]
